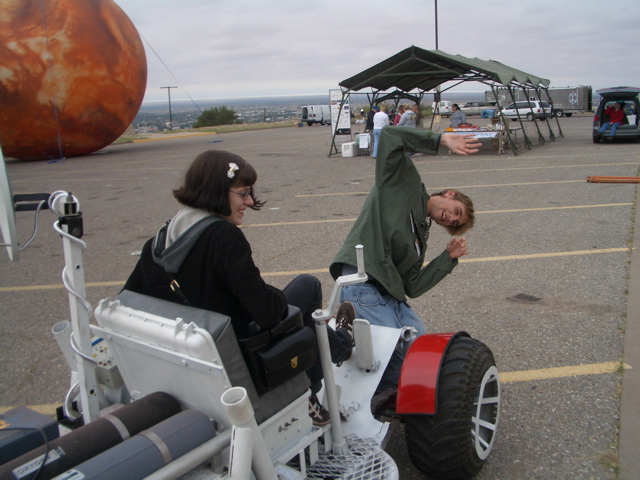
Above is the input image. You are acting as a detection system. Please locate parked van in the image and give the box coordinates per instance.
[297,105,331,126]
[432,101,453,117]
[592,86,640,143]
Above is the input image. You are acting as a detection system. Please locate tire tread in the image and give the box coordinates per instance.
[404,336,497,480]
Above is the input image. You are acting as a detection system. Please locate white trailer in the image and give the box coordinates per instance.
[486,86,592,117]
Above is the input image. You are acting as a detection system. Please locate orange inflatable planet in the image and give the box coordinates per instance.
[0,0,147,160]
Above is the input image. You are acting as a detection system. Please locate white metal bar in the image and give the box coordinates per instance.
[56,219,101,423]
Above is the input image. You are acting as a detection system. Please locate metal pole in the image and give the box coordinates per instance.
[435,0,439,50]
[161,86,177,131]
[434,1,441,117]
[222,387,277,480]
[50,192,103,424]
[314,315,348,455]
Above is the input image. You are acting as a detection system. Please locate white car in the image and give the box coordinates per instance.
[499,100,551,121]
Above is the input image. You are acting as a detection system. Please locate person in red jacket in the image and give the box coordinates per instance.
[599,102,625,139]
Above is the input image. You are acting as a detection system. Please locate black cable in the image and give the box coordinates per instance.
[2,426,50,480]
[140,33,205,115]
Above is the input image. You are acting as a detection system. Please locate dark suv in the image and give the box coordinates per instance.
[593,86,640,143]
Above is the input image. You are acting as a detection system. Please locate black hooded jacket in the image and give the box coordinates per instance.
[123,217,287,338]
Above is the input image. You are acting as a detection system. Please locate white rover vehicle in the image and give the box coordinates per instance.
[0,151,500,480]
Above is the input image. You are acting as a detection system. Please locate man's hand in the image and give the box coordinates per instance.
[441,134,482,156]
[447,237,469,259]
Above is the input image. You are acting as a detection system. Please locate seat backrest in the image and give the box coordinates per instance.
[94,291,309,425]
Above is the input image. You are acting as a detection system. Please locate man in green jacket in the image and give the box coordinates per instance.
[330,126,479,392]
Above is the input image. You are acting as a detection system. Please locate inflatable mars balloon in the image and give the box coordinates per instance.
[0,0,147,161]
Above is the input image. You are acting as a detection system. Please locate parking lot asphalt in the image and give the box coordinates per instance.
[1,115,639,479]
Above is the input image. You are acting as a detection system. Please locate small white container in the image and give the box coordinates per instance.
[342,142,360,157]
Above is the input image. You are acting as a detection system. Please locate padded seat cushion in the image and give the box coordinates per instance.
[116,290,309,423]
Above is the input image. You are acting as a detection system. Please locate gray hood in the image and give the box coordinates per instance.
[152,206,222,273]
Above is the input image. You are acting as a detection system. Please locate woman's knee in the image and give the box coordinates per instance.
[285,274,322,312]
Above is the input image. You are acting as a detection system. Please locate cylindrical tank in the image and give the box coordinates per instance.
[54,410,216,480]
[0,392,182,480]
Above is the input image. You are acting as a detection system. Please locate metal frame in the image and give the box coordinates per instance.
[329,46,554,157]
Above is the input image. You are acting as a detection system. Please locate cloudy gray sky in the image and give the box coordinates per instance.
[115,0,640,103]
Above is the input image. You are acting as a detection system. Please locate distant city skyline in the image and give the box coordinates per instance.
[142,91,489,109]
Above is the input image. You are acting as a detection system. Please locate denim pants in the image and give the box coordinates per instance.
[600,122,621,136]
[340,282,426,392]
[283,274,353,393]
[373,128,382,158]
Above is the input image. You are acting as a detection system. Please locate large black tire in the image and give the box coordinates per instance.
[526,112,534,121]
[404,336,500,480]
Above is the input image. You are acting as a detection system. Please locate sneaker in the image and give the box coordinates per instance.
[309,393,331,426]
[336,301,356,340]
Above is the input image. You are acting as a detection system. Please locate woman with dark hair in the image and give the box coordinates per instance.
[450,103,467,128]
[123,150,354,426]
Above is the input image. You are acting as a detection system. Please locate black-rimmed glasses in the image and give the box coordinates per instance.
[230,188,252,201]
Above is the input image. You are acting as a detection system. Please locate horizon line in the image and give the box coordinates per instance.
[141,90,489,105]
[141,92,332,104]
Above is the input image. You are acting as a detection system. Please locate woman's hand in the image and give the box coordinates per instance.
[441,134,482,156]
[447,237,469,259]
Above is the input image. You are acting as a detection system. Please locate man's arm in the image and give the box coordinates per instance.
[374,128,481,189]
[403,249,458,298]
[403,236,469,299]
[374,127,440,187]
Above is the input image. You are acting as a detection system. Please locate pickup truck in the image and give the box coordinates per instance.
[460,102,489,116]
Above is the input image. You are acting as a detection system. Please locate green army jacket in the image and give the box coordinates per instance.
[330,126,458,302]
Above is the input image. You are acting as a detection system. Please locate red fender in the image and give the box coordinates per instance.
[396,331,470,414]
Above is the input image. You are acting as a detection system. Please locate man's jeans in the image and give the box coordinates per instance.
[600,122,621,137]
[373,128,382,158]
[340,282,425,392]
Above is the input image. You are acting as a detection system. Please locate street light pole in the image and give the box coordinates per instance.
[434,0,441,112]
[161,86,177,131]
[434,0,439,50]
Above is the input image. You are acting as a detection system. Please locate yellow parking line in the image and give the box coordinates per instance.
[0,281,126,292]
[418,162,640,176]
[413,151,640,165]
[296,180,584,197]
[0,404,59,416]
[245,219,358,227]
[1,361,630,416]
[500,361,631,384]
[11,177,151,184]
[479,203,633,214]
[459,248,630,263]
[246,202,632,226]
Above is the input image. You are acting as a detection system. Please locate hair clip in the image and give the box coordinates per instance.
[227,163,239,179]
